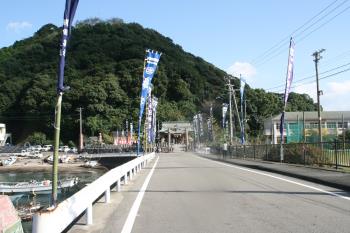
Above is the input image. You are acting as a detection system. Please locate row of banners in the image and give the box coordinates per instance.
[193,105,214,144]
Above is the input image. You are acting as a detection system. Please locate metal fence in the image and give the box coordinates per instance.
[211,141,350,168]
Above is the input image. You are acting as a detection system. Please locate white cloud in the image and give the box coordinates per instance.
[294,83,317,101]
[6,21,32,33]
[294,80,350,111]
[328,80,350,95]
[227,62,256,83]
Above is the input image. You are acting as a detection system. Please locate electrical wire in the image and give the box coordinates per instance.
[252,0,350,67]
[265,61,350,91]
[250,0,340,64]
[271,66,350,93]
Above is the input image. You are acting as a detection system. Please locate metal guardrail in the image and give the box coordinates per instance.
[32,152,155,233]
[211,141,350,168]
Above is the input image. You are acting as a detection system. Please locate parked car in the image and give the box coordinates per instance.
[69,147,78,153]
[20,150,30,157]
[42,145,53,152]
[59,146,70,153]
[29,151,43,158]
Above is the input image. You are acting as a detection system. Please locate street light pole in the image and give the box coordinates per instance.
[312,49,325,147]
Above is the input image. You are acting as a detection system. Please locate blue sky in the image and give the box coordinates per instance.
[1,0,350,111]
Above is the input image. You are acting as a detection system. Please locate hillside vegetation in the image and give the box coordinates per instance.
[0,18,317,143]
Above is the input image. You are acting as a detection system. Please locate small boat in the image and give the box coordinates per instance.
[83,160,98,168]
[0,177,79,194]
[1,156,17,166]
[17,203,42,221]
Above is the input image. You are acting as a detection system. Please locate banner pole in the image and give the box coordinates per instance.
[51,92,62,206]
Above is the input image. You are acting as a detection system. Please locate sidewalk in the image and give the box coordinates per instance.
[199,153,350,192]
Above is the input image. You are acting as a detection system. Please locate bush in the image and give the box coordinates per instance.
[25,132,48,145]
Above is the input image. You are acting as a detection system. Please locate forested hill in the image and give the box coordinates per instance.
[0,18,317,143]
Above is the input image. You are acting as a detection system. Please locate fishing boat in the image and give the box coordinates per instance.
[83,160,98,168]
[1,156,17,166]
[17,203,42,221]
[0,177,79,194]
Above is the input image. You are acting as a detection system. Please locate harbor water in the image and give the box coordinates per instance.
[0,168,106,233]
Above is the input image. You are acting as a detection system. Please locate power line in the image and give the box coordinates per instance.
[293,0,348,40]
[250,0,340,64]
[272,66,350,93]
[296,4,350,43]
[265,61,350,91]
[252,0,350,67]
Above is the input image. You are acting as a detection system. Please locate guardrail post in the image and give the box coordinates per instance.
[105,187,111,203]
[112,180,119,192]
[130,169,134,180]
[117,178,121,191]
[86,203,93,225]
[124,173,128,184]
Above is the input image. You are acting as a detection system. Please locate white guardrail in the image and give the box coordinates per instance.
[32,152,155,233]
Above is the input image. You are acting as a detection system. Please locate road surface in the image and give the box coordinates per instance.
[72,151,350,233]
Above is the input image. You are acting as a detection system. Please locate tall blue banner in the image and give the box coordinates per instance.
[137,50,161,155]
[58,0,79,93]
[240,77,246,144]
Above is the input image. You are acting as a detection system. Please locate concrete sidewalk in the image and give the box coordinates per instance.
[199,152,350,192]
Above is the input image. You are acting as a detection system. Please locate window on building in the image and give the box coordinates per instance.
[310,122,318,128]
[275,123,280,130]
[327,122,336,129]
[338,122,349,129]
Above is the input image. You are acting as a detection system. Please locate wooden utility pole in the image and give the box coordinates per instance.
[228,78,233,144]
[312,49,325,147]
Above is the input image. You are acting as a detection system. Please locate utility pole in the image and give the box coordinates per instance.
[228,78,233,144]
[312,49,325,147]
[231,86,241,134]
[78,107,83,153]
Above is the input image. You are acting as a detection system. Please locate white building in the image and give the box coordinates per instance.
[264,111,350,144]
[0,123,12,146]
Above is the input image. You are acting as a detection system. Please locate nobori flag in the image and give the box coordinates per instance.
[282,38,295,108]
[240,77,246,106]
[57,0,79,93]
[138,50,162,121]
[222,103,229,128]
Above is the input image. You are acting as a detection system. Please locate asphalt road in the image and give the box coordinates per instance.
[70,152,350,233]
[124,152,350,233]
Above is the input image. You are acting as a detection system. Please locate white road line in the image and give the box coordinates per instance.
[121,156,159,233]
[199,156,350,201]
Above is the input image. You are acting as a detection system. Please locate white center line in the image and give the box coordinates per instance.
[121,156,160,233]
[199,155,350,201]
